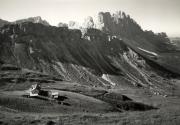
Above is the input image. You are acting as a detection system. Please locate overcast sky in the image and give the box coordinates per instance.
[0,0,179,37]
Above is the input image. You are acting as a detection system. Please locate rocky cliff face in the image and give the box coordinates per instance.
[0,21,178,95]
[94,11,174,52]
[0,16,50,28]
[14,16,50,26]
[87,11,180,76]
[0,22,120,73]
[83,16,94,29]
[67,11,175,53]
[68,21,82,29]
[0,19,10,27]
[0,22,120,87]
[91,11,143,37]
[58,22,68,28]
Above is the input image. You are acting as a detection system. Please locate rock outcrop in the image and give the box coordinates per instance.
[83,16,94,29]
[68,21,82,29]
[94,11,142,37]
[94,11,175,52]
[58,22,68,28]
[0,19,10,27]
[14,16,50,26]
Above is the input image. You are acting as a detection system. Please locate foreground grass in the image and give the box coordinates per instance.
[0,107,180,125]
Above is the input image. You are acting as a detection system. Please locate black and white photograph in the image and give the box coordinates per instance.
[0,0,180,124]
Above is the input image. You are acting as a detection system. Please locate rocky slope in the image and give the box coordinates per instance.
[170,37,180,49]
[14,16,50,26]
[0,19,178,96]
[81,11,180,75]
[0,11,179,93]
[0,19,10,27]
[0,16,49,28]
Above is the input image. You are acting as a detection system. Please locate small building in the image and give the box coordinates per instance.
[48,90,59,99]
[29,84,41,97]
[28,84,58,99]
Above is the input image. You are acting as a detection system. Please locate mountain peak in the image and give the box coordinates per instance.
[94,11,142,34]
[14,16,50,26]
[83,16,94,29]
[0,19,9,27]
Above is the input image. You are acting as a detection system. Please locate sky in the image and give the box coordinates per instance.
[0,0,180,37]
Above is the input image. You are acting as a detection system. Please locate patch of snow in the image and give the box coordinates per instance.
[138,47,158,56]
[30,40,33,43]
[112,35,117,39]
[122,51,152,86]
[86,36,91,41]
[29,47,34,54]
[108,36,111,41]
[102,74,116,86]
[23,27,26,32]
[10,35,14,40]
[56,62,67,73]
